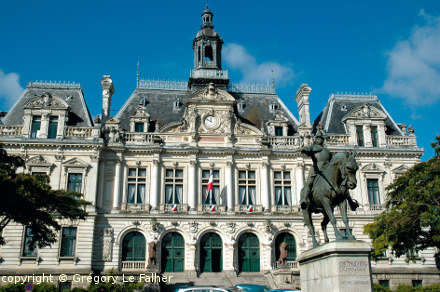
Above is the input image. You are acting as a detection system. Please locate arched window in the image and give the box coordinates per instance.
[121,231,146,262]
[204,46,213,61]
[275,232,297,263]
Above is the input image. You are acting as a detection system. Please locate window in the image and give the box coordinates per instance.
[122,231,146,262]
[367,179,380,205]
[204,46,213,61]
[356,126,364,146]
[238,170,256,205]
[59,282,72,292]
[67,173,83,193]
[379,280,389,288]
[48,116,58,139]
[371,126,378,147]
[22,227,37,257]
[412,280,422,287]
[274,171,292,206]
[31,116,41,138]
[275,126,283,136]
[127,168,146,204]
[60,227,77,257]
[202,170,220,205]
[165,169,184,205]
[134,122,144,132]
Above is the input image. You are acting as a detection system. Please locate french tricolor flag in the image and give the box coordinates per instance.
[209,205,216,212]
[247,205,253,212]
[206,172,214,194]
[171,204,178,211]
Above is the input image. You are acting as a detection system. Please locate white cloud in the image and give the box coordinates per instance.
[382,11,440,106]
[223,43,295,85]
[0,69,24,108]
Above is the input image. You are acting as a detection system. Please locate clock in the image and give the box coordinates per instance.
[204,115,217,128]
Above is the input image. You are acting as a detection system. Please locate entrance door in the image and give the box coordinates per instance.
[122,231,146,262]
[162,232,184,272]
[200,233,222,272]
[274,232,297,263]
[238,233,260,272]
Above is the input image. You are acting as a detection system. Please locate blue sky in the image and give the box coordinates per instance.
[0,0,439,160]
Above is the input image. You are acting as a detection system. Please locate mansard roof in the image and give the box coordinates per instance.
[313,93,403,136]
[2,81,94,127]
[115,85,299,133]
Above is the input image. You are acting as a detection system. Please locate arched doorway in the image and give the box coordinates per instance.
[161,232,185,272]
[274,232,297,264]
[121,231,146,262]
[238,233,260,272]
[200,232,222,273]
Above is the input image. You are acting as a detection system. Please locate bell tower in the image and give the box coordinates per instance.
[189,4,229,90]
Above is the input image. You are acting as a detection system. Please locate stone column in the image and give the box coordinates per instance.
[226,161,234,213]
[377,124,386,147]
[261,161,270,212]
[97,159,106,211]
[88,155,100,211]
[188,160,197,211]
[121,163,129,206]
[39,113,49,138]
[363,124,372,147]
[112,157,122,212]
[150,159,160,211]
[296,161,304,206]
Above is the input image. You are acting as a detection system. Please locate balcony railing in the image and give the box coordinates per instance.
[0,125,23,137]
[121,261,146,271]
[273,205,300,214]
[121,203,149,212]
[387,135,417,147]
[369,204,384,211]
[190,69,228,79]
[326,134,350,145]
[201,204,226,213]
[65,126,100,140]
[235,205,263,214]
[163,204,187,213]
[273,261,299,270]
[266,136,301,148]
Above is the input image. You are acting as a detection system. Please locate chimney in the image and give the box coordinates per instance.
[295,84,311,127]
[101,75,115,125]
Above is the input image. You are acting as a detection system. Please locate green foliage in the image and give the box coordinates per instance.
[0,283,25,292]
[33,282,58,292]
[374,283,391,292]
[364,135,440,260]
[0,143,91,247]
[86,281,144,292]
[0,283,57,292]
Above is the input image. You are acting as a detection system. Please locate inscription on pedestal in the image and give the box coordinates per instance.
[338,260,368,272]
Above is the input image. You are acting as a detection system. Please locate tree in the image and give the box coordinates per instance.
[364,135,440,262]
[0,143,90,247]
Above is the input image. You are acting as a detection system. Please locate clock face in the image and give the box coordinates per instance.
[204,115,217,128]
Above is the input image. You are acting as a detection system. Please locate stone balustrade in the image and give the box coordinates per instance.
[387,135,417,147]
[266,136,301,148]
[0,125,23,137]
[201,204,226,214]
[121,261,146,270]
[273,261,299,270]
[65,126,100,140]
[190,69,228,79]
[326,134,350,145]
[274,205,300,214]
[369,204,384,212]
[121,203,149,213]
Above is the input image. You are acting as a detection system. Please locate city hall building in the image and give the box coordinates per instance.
[0,5,437,290]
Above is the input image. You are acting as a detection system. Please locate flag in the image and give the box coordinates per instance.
[171,204,178,211]
[203,171,214,203]
[247,205,253,212]
[210,205,216,212]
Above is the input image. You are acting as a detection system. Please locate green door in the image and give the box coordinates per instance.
[122,232,146,261]
[238,233,260,272]
[162,232,184,272]
[200,233,222,272]
[275,233,297,263]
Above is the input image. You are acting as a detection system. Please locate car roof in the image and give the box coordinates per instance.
[175,287,233,292]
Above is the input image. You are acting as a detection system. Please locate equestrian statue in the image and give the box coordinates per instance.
[300,129,360,248]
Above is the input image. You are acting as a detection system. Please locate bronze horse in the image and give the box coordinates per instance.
[302,152,359,248]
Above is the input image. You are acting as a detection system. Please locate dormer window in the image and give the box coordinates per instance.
[275,126,283,136]
[269,102,278,113]
[31,116,41,138]
[356,126,364,146]
[173,97,181,110]
[237,100,245,112]
[134,122,144,133]
[48,116,58,139]
[371,126,378,147]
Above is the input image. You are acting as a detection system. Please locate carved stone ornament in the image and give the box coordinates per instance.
[226,222,236,234]
[343,103,387,121]
[23,93,68,109]
[102,228,114,262]
[189,221,198,234]
[361,163,384,172]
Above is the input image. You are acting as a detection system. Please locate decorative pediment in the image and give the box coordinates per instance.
[131,105,150,119]
[106,117,120,125]
[188,83,235,103]
[27,155,53,167]
[343,104,387,121]
[269,109,289,123]
[361,163,385,173]
[24,93,68,109]
[62,157,89,168]
[234,120,263,135]
[392,165,409,174]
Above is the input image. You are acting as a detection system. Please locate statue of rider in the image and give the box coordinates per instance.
[300,129,335,210]
[300,127,359,211]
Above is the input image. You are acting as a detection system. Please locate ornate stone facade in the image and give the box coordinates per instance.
[0,5,436,291]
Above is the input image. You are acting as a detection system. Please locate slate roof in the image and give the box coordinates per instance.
[2,82,94,127]
[313,94,403,136]
[115,88,299,133]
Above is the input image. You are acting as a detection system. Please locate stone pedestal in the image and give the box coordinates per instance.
[297,240,373,292]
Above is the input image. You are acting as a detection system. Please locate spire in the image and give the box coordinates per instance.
[201,2,214,29]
